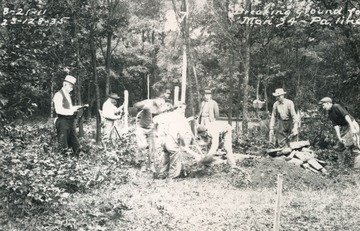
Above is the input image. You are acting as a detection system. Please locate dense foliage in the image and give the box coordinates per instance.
[0,0,359,123]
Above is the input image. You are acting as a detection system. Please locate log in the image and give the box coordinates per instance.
[294,151,314,162]
[289,140,310,150]
[307,159,323,171]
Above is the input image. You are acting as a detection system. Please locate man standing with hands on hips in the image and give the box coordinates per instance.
[269,88,299,147]
[53,75,87,156]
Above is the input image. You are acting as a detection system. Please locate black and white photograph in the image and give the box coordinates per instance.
[1,0,360,230]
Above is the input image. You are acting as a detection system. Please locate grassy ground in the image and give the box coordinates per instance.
[1,119,360,230]
[6,159,360,231]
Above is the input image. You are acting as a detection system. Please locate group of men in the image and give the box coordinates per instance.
[132,89,239,179]
[52,74,360,175]
[269,88,360,169]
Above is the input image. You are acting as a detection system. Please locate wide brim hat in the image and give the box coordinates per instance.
[204,89,212,94]
[272,88,287,97]
[109,93,121,100]
[64,75,76,85]
[318,97,332,105]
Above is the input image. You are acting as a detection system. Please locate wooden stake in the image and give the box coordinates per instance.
[273,174,283,231]
[174,86,179,106]
[147,74,150,99]
[181,46,187,103]
[123,90,128,131]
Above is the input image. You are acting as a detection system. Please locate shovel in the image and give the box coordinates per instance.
[279,133,295,146]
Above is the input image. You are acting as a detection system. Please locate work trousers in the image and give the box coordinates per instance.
[335,122,360,168]
[135,126,156,171]
[55,117,80,155]
[275,119,297,146]
[222,129,236,167]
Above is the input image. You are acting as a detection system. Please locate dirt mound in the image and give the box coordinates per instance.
[236,156,333,191]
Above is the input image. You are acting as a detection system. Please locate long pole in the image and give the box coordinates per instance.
[123,90,128,131]
[147,74,150,99]
[181,46,187,103]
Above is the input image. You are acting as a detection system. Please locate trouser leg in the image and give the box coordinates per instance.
[223,130,236,167]
[168,150,182,179]
[276,120,292,147]
[56,118,70,154]
[68,122,80,155]
[158,150,170,178]
[146,130,156,172]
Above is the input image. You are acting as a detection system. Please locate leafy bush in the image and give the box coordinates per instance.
[0,122,138,218]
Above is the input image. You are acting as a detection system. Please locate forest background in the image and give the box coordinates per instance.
[1,0,360,135]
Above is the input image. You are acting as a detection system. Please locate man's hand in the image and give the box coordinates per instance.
[72,105,83,113]
[291,127,298,136]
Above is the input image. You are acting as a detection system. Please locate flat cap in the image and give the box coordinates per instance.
[318,97,332,105]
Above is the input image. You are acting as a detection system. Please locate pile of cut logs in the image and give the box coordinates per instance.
[267,140,328,175]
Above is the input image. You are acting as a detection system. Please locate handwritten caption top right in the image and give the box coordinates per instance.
[228,6,360,26]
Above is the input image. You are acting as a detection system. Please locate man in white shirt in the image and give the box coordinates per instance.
[53,75,84,156]
[102,93,124,139]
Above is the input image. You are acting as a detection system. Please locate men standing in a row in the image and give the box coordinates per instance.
[198,89,219,126]
[102,93,124,139]
[53,75,86,156]
[269,88,299,147]
[318,97,360,169]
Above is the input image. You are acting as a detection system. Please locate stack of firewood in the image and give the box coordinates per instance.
[267,140,328,175]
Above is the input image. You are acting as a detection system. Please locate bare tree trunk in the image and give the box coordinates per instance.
[105,31,112,95]
[50,75,54,118]
[73,12,84,137]
[228,53,234,125]
[90,24,101,143]
[241,0,251,135]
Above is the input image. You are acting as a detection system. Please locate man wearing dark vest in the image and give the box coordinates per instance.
[197,89,219,126]
[53,75,84,156]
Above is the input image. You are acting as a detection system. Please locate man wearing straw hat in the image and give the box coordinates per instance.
[102,93,124,139]
[53,75,86,156]
[269,88,299,147]
[318,97,360,168]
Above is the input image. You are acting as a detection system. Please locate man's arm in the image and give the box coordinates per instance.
[213,101,220,120]
[334,125,342,142]
[345,115,358,134]
[289,101,299,130]
[269,103,277,130]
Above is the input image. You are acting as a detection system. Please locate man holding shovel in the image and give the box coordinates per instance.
[318,97,360,169]
[269,88,299,147]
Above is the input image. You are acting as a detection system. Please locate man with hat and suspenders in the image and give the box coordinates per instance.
[102,93,124,139]
[318,97,360,168]
[269,88,299,147]
[53,75,87,156]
